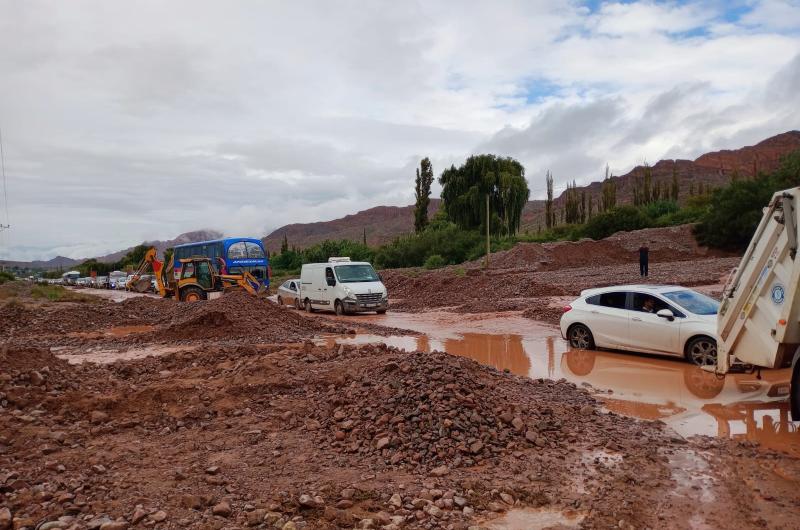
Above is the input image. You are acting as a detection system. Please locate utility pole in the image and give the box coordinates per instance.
[484,193,490,270]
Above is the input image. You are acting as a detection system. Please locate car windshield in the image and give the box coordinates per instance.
[661,289,719,315]
[335,264,380,283]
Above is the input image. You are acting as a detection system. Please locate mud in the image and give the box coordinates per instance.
[2,221,800,530]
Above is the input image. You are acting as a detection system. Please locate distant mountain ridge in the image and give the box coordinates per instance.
[3,230,222,271]
[265,130,800,247]
[7,131,800,269]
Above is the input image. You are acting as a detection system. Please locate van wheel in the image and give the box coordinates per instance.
[180,286,206,303]
[335,300,345,316]
[686,336,717,366]
[568,324,594,350]
[305,299,314,313]
[376,309,386,315]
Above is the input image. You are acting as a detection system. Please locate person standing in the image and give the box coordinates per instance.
[639,244,649,277]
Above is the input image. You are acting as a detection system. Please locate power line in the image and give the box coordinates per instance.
[0,127,9,231]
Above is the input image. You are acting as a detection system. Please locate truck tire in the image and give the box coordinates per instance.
[180,286,206,303]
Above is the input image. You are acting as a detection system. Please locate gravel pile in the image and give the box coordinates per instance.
[312,349,597,471]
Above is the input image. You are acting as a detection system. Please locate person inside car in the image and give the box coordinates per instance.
[642,298,656,313]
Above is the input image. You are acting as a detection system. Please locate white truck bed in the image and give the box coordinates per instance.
[716,186,800,418]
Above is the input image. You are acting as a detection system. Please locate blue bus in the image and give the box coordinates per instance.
[172,237,270,287]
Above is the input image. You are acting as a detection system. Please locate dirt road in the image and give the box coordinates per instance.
[2,224,799,530]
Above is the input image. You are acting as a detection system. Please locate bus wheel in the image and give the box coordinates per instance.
[181,286,206,302]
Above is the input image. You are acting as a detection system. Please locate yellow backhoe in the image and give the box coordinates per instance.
[127,248,266,302]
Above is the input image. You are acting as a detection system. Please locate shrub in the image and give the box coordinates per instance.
[0,271,14,285]
[423,254,446,269]
[374,224,483,269]
[582,206,651,240]
[641,200,679,220]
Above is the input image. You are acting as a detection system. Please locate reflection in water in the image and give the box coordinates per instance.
[443,333,529,376]
[321,312,800,458]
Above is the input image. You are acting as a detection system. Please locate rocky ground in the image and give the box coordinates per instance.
[381,225,738,317]
[2,223,800,530]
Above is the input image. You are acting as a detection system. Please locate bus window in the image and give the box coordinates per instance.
[228,242,248,260]
[245,242,265,259]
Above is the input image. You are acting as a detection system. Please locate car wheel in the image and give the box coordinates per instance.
[568,324,594,350]
[376,309,387,315]
[277,295,283,306]
[294,299,301,310]
[335,300,345,316]
[305,299,314,313]
[686,336,717,367]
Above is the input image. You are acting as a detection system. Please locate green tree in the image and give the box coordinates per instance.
[671,166,680,201]
[601,165,616,212]
[414,157,434,233]
[545,171,555,229]
[439,154,530,237]
[280,234,289,253]
[583,206,650,240]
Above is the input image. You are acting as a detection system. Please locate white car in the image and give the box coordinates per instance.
[276,279,302,309]
[300,258,388,315]
[559,285,719,366]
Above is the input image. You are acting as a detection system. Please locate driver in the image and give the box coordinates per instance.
[642,298,656,313]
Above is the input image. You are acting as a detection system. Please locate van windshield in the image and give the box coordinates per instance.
[335,264,380,283]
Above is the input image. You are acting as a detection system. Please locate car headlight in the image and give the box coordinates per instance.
[343,287,354,298]
[382,291,388,299]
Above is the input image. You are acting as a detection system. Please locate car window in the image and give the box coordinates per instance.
[586,294,600,305]
[597,291,627,309]
[662,289,719,315]
[632,293,670,313]
[282,281,290,288]
[290,282,296,291]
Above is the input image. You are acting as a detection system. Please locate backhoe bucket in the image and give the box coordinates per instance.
[128,277,152,293]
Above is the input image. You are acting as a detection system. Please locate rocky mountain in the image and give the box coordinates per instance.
[263,201,441,253]
[265,131,800,247]
[94,230,224,263]
[0,255,81,271]
[3,230,223,271]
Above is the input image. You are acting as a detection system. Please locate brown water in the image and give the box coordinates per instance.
[317,311,800,457]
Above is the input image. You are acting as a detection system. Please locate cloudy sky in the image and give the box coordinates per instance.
[0,0,799,261]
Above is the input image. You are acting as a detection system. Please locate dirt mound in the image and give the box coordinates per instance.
[312,349,607,471]
[153,291,349,342]
[483,224,719,272]
[521,303,565,325]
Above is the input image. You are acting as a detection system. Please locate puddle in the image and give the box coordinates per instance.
[54,345,194,364]
[316,310,800,457]
[484,507,585,529]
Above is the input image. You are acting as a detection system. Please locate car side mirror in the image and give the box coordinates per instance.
[656,309,674,321]
[326,277,336,287]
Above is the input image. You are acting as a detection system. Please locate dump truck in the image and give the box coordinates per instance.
[715,186,800,419]
[127,247,265,301]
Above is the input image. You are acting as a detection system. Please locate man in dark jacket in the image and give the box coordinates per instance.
[639,244,649,277]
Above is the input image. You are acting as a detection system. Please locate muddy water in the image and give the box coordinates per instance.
[318,311,800,457]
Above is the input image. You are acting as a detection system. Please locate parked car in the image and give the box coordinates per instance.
[559,284,719,366]
[116,277,128,290]
[276,279,302,309]
[300,257,388,315]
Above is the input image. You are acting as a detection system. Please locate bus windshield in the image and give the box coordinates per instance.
[335,264,380,283]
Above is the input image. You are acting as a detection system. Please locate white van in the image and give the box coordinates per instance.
[300,257,388,315]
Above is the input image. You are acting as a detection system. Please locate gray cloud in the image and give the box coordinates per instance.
[0,1,798,261]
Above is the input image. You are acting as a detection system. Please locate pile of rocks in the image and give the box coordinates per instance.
[313,350,593,471]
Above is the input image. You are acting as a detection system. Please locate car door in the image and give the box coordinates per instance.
[586,291,630,348]
[627,292,683,355]
[288,281,298,304]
